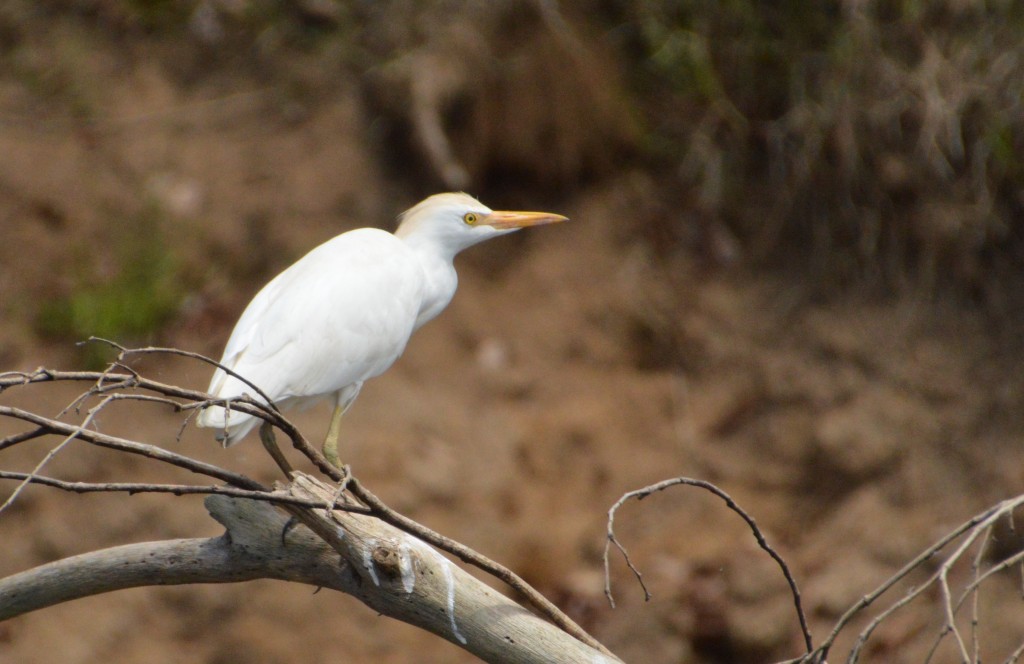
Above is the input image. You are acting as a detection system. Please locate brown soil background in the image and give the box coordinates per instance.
[2,3,1024,663]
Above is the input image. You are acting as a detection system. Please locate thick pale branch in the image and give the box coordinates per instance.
[343,475,610,656]
[0,491,619,664]
[0,495,357,620]
[1,363,604,653]
[279,474,620,663]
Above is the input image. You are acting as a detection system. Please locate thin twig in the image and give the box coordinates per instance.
[970,525,992,664]
[0,405,264,491]
[602,477,814,655]
[966,547,1024,595]
[87,338,282,415]
[175,409,199,444]
[104,392,189,410]
[839,496,1024,664]
[57,361,139,418]
[811,498,1012,663]
[603,524,650,607]
[0,395,114,516]
[938,570,971,663]
[0,370,37,388]
[0,471,371,513]
[0,427,47,452]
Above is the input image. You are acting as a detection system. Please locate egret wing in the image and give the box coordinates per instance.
[199,228,423,433]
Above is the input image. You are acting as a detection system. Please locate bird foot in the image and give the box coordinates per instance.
[279,516,301,546]
[329,473,350,512]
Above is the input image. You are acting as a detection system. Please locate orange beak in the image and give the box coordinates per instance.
[480,210,569,230]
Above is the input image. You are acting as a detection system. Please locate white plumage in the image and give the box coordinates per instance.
[197,192,566,460]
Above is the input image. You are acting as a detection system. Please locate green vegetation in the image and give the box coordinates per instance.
[35,203,183,368]
[118,0,191,30]
[611,0,1024,297]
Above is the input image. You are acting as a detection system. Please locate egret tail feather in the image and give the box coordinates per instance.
[196,405,260,447]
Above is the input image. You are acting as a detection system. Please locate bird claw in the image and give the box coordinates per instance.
[331,476,349,509]
[280,516,301,546]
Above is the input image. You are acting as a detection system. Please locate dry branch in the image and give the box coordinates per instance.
[0,487,617,664]
[8,349,1024,662]
[605,476,1024,664]
[285,472,619,662]
[0,356,618,662]
[604,477,813,656]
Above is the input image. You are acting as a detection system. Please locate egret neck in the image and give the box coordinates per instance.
[402,234,459,331]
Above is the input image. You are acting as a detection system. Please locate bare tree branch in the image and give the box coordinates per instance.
[0,357,618,661]
[3,347,608,654]
[605,476,1024,664]
[286,473,619,661]
[0,426,47,451]
[803,494,1024,664]
[0,471,370,513]
[0,403,263,490]
[604,476,814,656]
[12,348,1023,662]
[0,393,112,514]
[0,486,616,663]
[85,337,284,415]
[0,490,619,664]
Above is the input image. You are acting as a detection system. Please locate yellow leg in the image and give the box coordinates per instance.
[259,421,295,478]
[323,404,344,468]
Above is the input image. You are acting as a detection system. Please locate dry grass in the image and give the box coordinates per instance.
[3,0,1022,303]
[605,0,1024,301]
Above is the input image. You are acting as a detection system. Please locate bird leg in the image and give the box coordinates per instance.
[259,421,295,478]
[322,403,345,469]
[255,423,301,547]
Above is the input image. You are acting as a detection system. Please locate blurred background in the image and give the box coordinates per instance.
[1,1,1023,662]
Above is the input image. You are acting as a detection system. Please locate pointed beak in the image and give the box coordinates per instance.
[480,210,569,230]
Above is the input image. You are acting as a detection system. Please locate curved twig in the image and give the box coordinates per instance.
[603,476,814,655]
[86,337,283,415]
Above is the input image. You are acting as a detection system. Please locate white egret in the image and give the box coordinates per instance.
[197,192,567,468]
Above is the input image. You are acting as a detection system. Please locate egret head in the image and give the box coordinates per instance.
[395,192,567,255]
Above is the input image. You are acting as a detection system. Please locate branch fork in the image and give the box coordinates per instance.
[0,346,619,663]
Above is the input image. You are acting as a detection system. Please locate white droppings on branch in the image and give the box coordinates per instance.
[418,542,466,645]
[398,541,416,594]
[362,538,381,587]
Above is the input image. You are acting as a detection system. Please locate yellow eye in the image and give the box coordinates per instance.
[463,212,478,225]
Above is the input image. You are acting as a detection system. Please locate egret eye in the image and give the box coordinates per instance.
[463,212,478,225]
